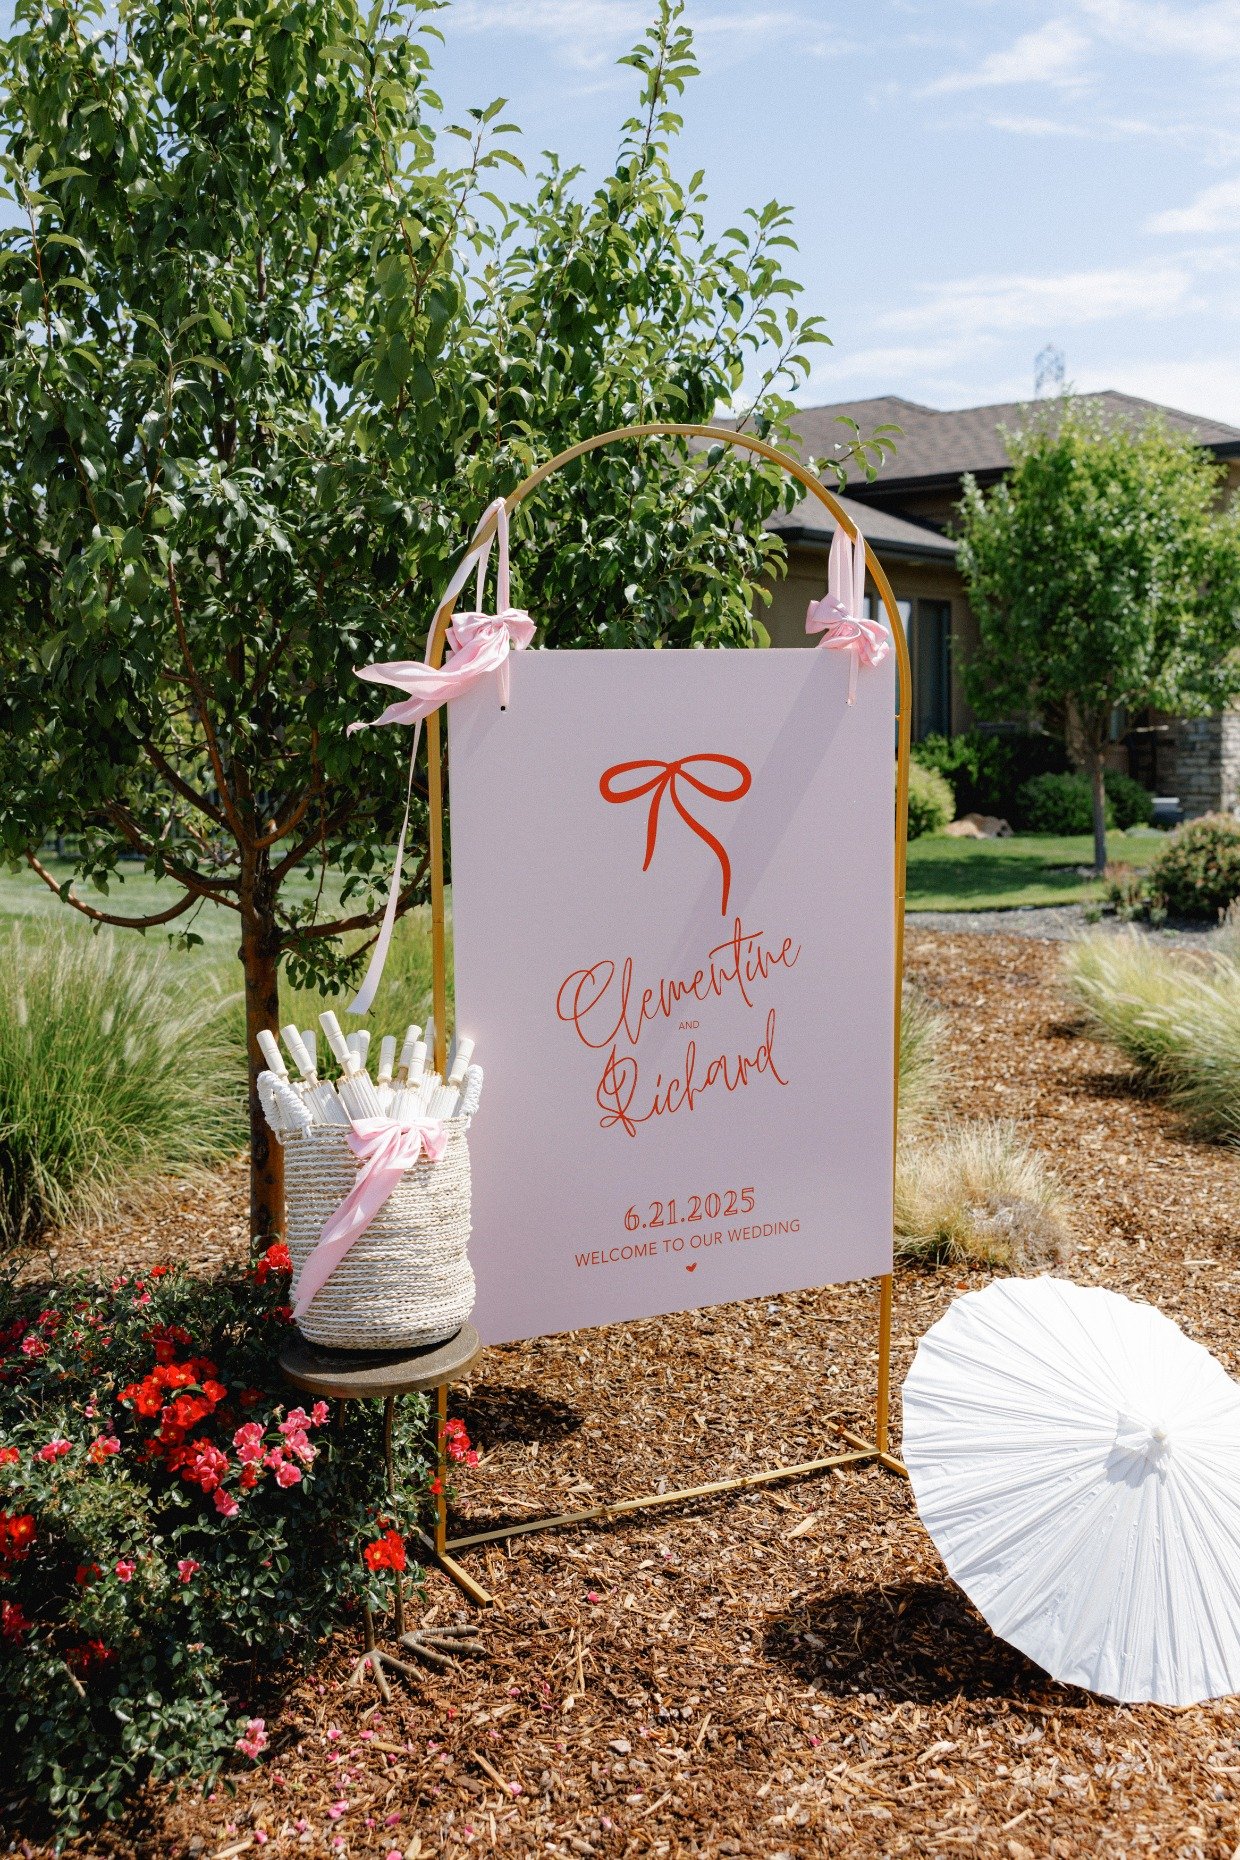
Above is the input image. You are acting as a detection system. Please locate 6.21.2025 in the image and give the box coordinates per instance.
[624,1188,756,1231]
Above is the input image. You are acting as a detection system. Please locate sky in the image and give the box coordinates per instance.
[5,0,1240,423]
[425,0,1240,424]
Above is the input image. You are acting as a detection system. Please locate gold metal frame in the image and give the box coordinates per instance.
[422,424,911,1607]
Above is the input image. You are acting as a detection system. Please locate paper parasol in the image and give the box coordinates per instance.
[902,1276,1240,1706]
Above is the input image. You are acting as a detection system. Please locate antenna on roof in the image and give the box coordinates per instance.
[1034,344,1066,398]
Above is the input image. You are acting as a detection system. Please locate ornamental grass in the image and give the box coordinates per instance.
[895,1120,1073,1269]
[0,926,244,1252]
[1062,930,1240,1143]
[898,983,949,1134]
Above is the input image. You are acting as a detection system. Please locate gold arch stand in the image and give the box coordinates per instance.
[422,424,911,1608]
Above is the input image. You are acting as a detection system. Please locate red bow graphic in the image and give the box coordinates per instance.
[599,754,753,914]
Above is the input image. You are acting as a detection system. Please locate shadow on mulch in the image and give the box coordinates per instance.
[1072,1067,1157,1105]
[765,1579,1064,1705]
[454,1380,582,1447]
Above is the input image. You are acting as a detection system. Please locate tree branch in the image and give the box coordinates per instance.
[253,785,314,851]
[166,558,248,843]
[142,739,228,831]
[102,801,242,909]
[286,851,429,944]
[26,853,200,930]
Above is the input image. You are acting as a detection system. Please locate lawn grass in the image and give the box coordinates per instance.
[0,857,336,948]
[5,833,1169,938]
[906,829,1164,912]
[0,858,447,1035]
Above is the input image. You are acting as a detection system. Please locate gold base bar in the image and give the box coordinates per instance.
[840,1428,908,1477]
[420,1436,907,1606]
[416,1432,908,1607]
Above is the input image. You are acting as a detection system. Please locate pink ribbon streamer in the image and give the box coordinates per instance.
[291,1114,448,1320]
[805,521,889,704]
[345,497,532,1015]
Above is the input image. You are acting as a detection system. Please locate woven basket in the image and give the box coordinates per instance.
[283,1119,475,1350]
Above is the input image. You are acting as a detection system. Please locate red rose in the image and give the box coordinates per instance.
[362,1529,406,1573]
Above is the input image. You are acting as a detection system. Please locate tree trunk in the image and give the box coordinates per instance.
[240,905,284,1249]
[1089,748,1109,878]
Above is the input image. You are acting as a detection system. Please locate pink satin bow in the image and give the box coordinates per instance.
[291,1114,447,1320]
[348,501,534,732]
[806,522,889,704]
[345,497,531,1015]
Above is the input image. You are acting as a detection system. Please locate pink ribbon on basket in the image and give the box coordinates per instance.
[291,1114,448,1320]
[344,497,533,1016]
[805,521,889,704]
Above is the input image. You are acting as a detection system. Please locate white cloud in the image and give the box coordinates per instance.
[985,113,1093,137]
[447,1,817,70]
[1147,175,1240,233]
[1077,0,1240,60]
[878,264,1194,336]
[926,19,1091,94]
[1084,355,1240,424]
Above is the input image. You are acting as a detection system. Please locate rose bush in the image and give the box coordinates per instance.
[0,1250,441,1832]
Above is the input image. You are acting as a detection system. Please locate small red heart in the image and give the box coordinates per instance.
[685,1262,698,1272]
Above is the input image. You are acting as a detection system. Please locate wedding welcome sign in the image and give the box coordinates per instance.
[450,645,895,1346]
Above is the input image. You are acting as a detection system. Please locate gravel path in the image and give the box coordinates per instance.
[909,903,1215,941]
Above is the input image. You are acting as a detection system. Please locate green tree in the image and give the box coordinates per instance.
[957,399,1240,873]
[0,0,843,1241]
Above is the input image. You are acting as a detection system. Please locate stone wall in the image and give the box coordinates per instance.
[1164,711,1240,817]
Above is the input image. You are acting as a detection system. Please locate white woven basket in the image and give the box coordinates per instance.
[283,1119,475,1350]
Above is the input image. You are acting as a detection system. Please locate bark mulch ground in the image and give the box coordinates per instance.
[36,929,1240,1860]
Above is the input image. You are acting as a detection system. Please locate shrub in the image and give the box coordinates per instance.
[0,1253,445,1831]
[906,762,954,839]
[1104,771,1155,830]
[1102,862,1150,921]
[0,928,244,1252]
[913,729,1065,818]
[1147,814,1240,921]
[1014,771,1115,836]
[1062,931,1240,1140]
[895,1121,1073,1268]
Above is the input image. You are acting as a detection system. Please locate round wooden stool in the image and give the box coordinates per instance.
[280,1325,489,1693]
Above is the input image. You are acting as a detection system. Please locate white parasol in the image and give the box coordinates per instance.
[902,1276,1240,1707]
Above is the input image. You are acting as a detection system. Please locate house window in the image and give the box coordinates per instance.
[912,599,951,740]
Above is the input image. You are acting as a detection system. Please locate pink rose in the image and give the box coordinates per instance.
[236,1717,268,1761]
[114,1558,136,1582]
[311,1401,329,1426]
[232,1422,265,1465]
[37,1437,71,1461]
[176,1558,200,1583]
[280,1407,310,1435]
[213,1488,240,1518]
[272,1458,302,1488]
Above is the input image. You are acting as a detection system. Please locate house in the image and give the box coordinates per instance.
[762,392,1240,814]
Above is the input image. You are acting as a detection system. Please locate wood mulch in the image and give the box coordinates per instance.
[37,929,1240,1860]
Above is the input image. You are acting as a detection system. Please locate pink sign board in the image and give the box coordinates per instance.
[449,646,895,1345]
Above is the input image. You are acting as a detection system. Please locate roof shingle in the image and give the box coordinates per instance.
[783,390,1240,488]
